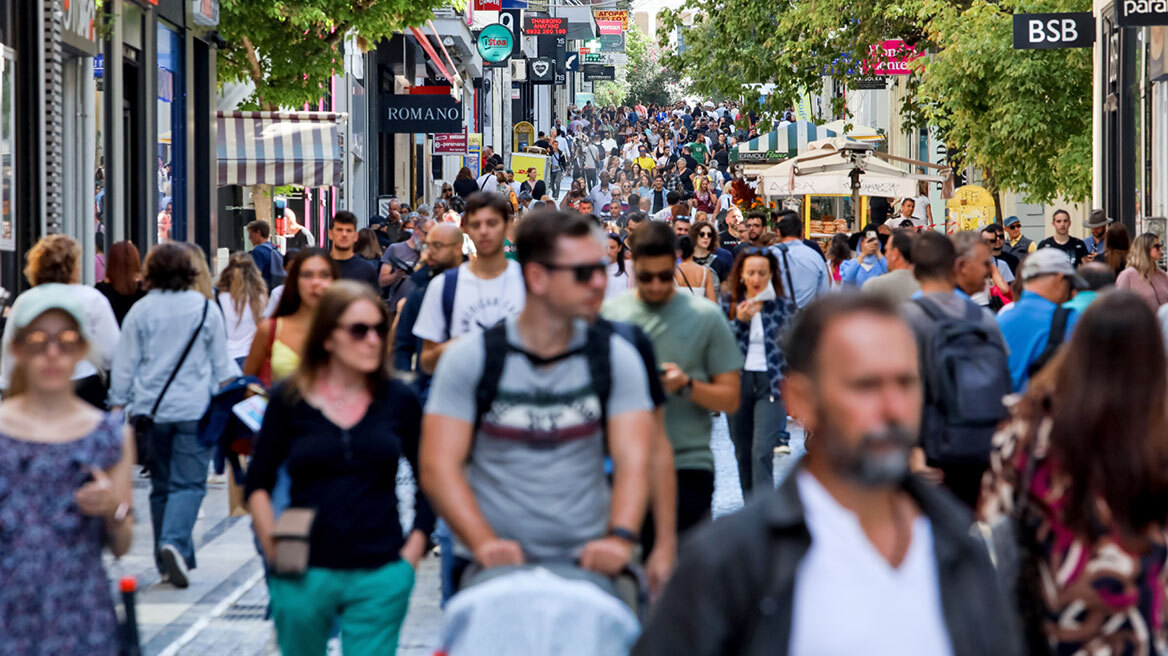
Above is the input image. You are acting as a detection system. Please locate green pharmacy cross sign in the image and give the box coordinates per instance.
[478,24,514,67]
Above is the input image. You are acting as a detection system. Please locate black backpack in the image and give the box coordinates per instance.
[472,321,619,436]
[915,297,1012,465]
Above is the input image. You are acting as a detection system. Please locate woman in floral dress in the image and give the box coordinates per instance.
[979,290,1168,655]
[0,285,134,654]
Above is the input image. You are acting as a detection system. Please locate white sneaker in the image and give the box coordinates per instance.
[158,544,190,588]
[774,445,792,456]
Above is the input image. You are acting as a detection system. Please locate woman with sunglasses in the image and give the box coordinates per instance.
[1117,233,1168,311]
[0,285,134,654]
[246,281,432,656]
[674,236,716,302]
[606,233,631,299]
[719,249,796,495]
[691,220,732,287]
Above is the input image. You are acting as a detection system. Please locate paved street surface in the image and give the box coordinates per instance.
[124,416,806,655]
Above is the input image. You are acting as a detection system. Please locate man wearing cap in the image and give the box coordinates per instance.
[1036,209,1090,268]
[1082,209,1111,262]
[997,248,1086,391]
[1002,215,1036,261]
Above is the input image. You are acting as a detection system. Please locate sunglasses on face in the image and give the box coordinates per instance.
[542,261,607,283]
[636,269,675,283]
[697,230,714,238]
[339,321,388,341]
[16,329,84,355]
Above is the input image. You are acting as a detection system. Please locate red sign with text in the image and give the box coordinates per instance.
[866,39,924,75]
[524,17,567,35]
[434,132,468,155]
[597,20,623,36]
[474,0,502,10]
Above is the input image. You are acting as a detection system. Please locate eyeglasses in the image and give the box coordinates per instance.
[697,230,714,238]
[541,261,607,283]
[16,329,84,355]
[636,269,675,283]
[339,321,388,341]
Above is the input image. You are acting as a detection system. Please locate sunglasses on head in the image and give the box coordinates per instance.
[16,329,84,355]
[340,321,388,341]
[542,261,607,283]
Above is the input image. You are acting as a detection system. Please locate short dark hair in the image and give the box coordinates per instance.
[464,191,513,222]
[785,293,901,376]
[631,221,677,260]
[515,209,597,270]
[666,191,682,205]
[912,230,956,281]
[246,220,270,239]
[1053,209,1070,220]
[677,235,695,259]
[626,212,648,226]
[674,215,691,225]
[776,211,802,238]
[331,211,358,229]
[744,211,766,226]
[143,242,198,291]
[887,229,916,263]
[1077,262,1117,291]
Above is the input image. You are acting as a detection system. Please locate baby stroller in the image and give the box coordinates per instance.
[434,562,646,656]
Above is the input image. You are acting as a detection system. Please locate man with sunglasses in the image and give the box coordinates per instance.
[422,210,655,589]
[980,224,1019,279]
[602,222,742,546]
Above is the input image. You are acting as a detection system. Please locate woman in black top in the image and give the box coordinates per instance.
[95,240,146,325]
[453,166,479,199]
[246,281,432,655]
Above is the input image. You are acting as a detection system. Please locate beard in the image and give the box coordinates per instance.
[818,415,916,488]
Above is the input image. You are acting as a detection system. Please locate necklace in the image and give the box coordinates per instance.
[316,378,370,414]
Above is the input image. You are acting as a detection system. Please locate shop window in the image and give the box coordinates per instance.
[156,23,184,243]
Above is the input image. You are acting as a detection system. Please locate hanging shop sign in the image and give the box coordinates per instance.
[851,76,888,89]
[582,64,616,81]
[1117,0,1168,26]
[593,10,629,30]
[1012,13,1094,48]
[524,16,567,35]
[477,24,514,67]
[62,0,98,55]
[499,10,523,57]
[474,0,502,10]
[565,52,579,71]
[380,94,463,133]
[866,39,923,75]
[529,57,556,84]
[597,20,623,36]
[599,33,625,52]
[434,131,469,154]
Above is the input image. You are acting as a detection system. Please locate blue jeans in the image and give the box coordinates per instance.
[148,420,211,570]
[728,371,788,495]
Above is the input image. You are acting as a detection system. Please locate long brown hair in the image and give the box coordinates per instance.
[215,252,267,324]
[1023,290,1168,536]
[725,248,783,320]
[107,241,142,296]
[287,281,389,398]
[1104,222,1130,275]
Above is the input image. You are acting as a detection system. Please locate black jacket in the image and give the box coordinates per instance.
[634,471,1022,656]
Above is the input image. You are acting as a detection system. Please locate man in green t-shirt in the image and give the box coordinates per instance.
[602,222,742,545]
[688,141,709,166]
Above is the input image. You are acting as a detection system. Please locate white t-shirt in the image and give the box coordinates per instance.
[744,313,767,372]
[264,285,284,318]
[912,195,931,222]
[605,262,630,300]
[217,291,259,360]
[789,471,954,656]
[413,260,527,342]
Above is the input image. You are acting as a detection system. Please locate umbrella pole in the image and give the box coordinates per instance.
[849,168,862,230]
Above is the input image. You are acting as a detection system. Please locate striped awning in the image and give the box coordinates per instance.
[730,121,838,163]
[217,111,346,188]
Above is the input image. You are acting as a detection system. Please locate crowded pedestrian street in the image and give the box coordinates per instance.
[4,1,1168,656]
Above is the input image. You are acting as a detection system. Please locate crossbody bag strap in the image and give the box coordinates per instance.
[777,244,798,309]
[148,299,209,419]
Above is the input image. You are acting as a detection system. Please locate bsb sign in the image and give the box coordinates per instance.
[1012,13,1094,48]
[380,95,463,134]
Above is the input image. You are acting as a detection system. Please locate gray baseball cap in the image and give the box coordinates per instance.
[1019,248,1088,289]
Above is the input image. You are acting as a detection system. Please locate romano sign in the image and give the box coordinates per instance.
[380,95,463,134]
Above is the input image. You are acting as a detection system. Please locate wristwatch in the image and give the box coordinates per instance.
[679,376,694,398]
[608,526,640,544]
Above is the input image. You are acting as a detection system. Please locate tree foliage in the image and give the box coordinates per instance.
[660,0,1091,203]
[218,0,455,111]
[626,25,684,106]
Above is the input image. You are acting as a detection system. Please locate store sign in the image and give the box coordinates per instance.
[599,33,625,52]
[434,131,468,154]
[524,16,566,35]
[565,52,579,71]
[851,76,888,89]
[582,64,615,81]
[474,0,502,10]
[499,10,523,56]
[529,57,555,84]
[867,39,923,75]
[191,0,220,27]
[597,20,623,36]
[593,10,629,30]
[62,0,98,53]
[380,94,463,133]
[477,24,514,67]
[1118,0,1168,26]
[583,52,627,65]
[1012,13,1094,48]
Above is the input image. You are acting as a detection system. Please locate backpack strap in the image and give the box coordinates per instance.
[585,323,613,439]
[441,267,459,341]
[775,243,799,309]
[1028,306,1071,377]
[473,323,510,433]
[912,296,946,323]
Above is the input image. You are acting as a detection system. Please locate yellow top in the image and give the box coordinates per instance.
[269,319,300,382]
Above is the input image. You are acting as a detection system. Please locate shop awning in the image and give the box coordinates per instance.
[217,111,347,188]
[730,121,837,163]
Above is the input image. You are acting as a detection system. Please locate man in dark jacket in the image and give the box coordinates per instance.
[635,293,1021,656]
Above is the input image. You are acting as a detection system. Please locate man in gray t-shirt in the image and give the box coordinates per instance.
[421,210,655,582]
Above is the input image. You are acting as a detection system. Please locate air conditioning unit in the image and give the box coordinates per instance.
[511,60,526,80]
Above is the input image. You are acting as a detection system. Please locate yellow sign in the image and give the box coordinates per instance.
[946,185,996,232]
[593,10,628,30]
[513,121,536,151]
[511,152,548,183]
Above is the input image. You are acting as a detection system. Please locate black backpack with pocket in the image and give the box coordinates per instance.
[915,297,1012,465]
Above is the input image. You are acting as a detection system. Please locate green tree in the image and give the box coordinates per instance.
[659,0,1091,204]
[593,80,628,108]
[625,25,682,106]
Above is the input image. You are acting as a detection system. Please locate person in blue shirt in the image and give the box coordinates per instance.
[839,229,888,288]
[1081,209,1111,261]
[770,211,831,308]
[997,248,1087,391]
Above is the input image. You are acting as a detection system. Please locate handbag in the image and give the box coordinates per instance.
[271,508,316,576]
[132,300,209,467]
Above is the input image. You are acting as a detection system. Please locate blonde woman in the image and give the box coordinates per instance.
[180,242,214,300]
[1117,232,1168,310]
[216,253,268,368]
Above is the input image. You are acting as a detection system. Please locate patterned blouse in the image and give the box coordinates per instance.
[979,403,1168,655]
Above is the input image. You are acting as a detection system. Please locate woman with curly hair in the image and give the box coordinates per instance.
[216,253,268,368]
